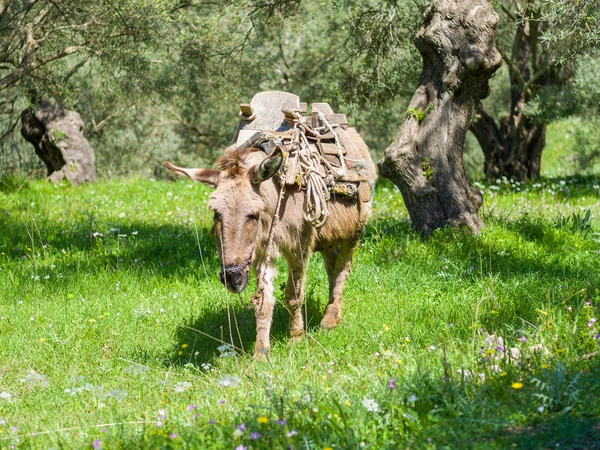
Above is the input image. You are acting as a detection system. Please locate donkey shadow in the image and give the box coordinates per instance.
[167,273,328,366]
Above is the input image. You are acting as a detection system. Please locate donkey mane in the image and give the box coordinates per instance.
[216,147,259,176]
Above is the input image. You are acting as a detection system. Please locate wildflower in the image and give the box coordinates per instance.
[92,439,101,449]
[519,336,527,342]
[387,378,396,390]
[217,399,225,405]
[181,344,188,349]
[286,430,298,437]
[208,420,215,425]
[344,399,351,406]
[541,364,549,369]
[362,397,380,412]
[249,432,261,440]
[169,433,177,439]
[257,416,268,424]
[235,446,247,450]
[186,404,198,411]
[156,421,163,427]
[407,394,417,403]
[428,345,436,351]
[511,382,524,389]
[236,423,247,431]
[383,324,390,332]
[0,392,12,400]
[594,333,600,340]
[588,318,597,327]
[427,438,433,443]
[274,419,286,425]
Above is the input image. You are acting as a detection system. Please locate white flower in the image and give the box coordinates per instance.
[407,395,418,403]
[362,397,380,412]
[0,392,12,400]
[173,381,192,393]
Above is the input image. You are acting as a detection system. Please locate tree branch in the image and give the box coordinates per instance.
[498,47,525,88]
[0,44,87,92]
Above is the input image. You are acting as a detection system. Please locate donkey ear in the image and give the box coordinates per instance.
[250,145,283,185]
[163,162,220,187]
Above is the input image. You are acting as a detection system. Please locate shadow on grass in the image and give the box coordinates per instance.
[0,217,221,280]
[167,269,330,366]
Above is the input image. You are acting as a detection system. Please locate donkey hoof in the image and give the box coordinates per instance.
[289,329,304,342]
[253,346,270,361]
[320,315,340,330]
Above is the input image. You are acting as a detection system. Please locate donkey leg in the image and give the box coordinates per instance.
[251,262,277,359]
[320,242,355,330]
[284,256,309,340]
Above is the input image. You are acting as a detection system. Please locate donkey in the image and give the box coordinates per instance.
[165,139,375,358]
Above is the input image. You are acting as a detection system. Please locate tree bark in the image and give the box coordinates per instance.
[21,100,96,185]
[378,0,502,236]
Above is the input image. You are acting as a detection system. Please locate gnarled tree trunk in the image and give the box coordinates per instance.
[378,0,502,236]
[21,100,96,186]
[470,5,548,182]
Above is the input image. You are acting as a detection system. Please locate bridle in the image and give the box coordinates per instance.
[220,256,252,275]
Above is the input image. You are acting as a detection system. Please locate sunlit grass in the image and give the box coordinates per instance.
[0,175,599,448]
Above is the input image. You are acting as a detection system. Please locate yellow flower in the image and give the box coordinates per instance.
[178,351,183,355]
[181,344,188,349]
[541,363,549,369]
[39,338,46,343]
[405,337,411,343]
[88,319,96,323]
[383,324,390,332]
[257,416,268,424]
[511,382,524,389]
[344,400,351,406]
[324,447,333,450]
[500,372,508,377]
[396,359,403,365]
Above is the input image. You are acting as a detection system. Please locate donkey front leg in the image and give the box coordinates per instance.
[251,261,277,359]
[284,254,309,340]
[320,242,355,329]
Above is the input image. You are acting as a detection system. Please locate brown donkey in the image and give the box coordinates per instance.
[165,140,375,358]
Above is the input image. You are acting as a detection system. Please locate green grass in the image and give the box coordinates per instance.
[1,174,600,449]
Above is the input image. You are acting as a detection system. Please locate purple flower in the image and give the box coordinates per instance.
[157,409,166,420]
[588,318,597,327]
[217,399,225,405]
[208,419,215,425]
[427,437,432,443]
[236,423,247,431]
[519,336,527,342]
[274,419,286,425]
[169,433,177,439]
[156,421,163,427]
[561,285,567,289]
[496,345,504,353]
[286,430,298,438]
[11,427,17,433]
[249,432,261,440]
[594,333,600,340]
[186,404,198,411]
[93,439,101,449]
[235,446,247,450]
[449,323,454,328]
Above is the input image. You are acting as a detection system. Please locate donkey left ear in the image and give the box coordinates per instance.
[250,145,283,185]
[163,162,220,188]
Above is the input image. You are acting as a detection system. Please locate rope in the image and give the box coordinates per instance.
[255,159,287,306]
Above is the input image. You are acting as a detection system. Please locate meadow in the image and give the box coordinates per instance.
[0,165,599,448]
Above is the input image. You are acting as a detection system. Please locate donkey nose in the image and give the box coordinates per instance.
[219,269,248,293]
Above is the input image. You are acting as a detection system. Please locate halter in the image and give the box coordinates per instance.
[220,257,252,274]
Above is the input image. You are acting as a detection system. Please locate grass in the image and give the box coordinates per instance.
[0,173,599,449]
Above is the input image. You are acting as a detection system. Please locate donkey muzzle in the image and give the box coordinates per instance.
[218,258,251,293]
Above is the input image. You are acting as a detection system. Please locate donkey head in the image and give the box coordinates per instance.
[164,147,283,293]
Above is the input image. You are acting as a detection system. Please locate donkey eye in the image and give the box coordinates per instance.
[213,212,222,221]
[247,214,259,221]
